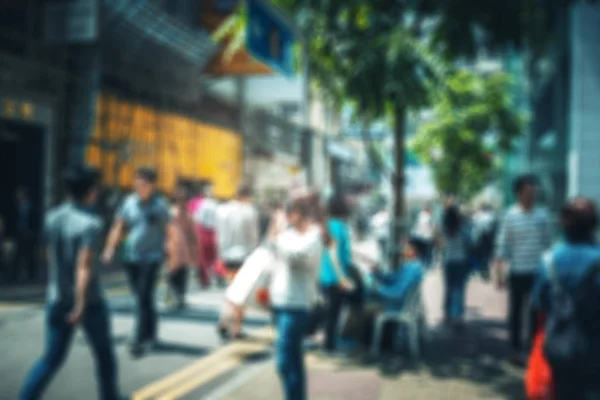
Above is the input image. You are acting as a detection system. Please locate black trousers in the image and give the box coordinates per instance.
[508,273,537,352]
[168,267,188,300]
[322,286,344,352]
[125,262,161,345]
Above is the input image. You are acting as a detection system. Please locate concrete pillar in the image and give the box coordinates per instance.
[65,44,102,166]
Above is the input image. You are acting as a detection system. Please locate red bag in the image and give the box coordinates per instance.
[255,287,270,308]
[525,317,554,400]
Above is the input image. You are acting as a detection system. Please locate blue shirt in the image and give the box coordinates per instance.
[531,242,600,312]
[45,203,104,305]
[320,219,352,287]
[117,193,171,264]
[370,261,424,311]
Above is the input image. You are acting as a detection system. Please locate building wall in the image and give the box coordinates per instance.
[568,3,600,204]
[86,93,243,198]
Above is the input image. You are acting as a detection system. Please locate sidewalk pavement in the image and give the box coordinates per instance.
[221,269,526,400]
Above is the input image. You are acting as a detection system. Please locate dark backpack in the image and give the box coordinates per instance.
[543,254,600,372]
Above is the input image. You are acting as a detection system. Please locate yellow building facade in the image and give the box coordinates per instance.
[86,93,243,198]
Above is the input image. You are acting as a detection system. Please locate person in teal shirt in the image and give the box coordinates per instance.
[320,193,354,353]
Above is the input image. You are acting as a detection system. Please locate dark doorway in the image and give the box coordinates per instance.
[0,119,45,280]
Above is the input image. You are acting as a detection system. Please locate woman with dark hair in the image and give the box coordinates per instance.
[319,193,354,354]
[530,197,600,398]
[267,195,323,400]
[440,204,472,330]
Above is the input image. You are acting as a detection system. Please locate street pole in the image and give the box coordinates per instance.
[302,40,313,186]
[390,104,406,270]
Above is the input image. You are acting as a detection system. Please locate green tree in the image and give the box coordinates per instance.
[411,69,524,199]
[213,0,578,267]
[215,1,443,268]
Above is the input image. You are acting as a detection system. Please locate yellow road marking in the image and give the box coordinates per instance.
[132,344,242,400]
[156,357,238,400]
[133,329,273,400]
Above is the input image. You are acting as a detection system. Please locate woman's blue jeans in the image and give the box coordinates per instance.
[273,308,309,400]
[443,260,471,320]
[20,301,119,400]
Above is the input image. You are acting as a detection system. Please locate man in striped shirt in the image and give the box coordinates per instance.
[494,174,552,365]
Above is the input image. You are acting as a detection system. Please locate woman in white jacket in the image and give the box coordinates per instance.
[267,196,323,400]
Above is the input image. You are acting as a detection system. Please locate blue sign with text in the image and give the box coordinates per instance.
[246,0,295,76]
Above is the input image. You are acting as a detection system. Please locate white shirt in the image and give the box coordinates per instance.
[194,198,218,229]
[371,211,389,240]
[352,237,381,278]
[413,210,435,240]
[495,205,552,274]
[216,200,259,263]
[269,226,323,310]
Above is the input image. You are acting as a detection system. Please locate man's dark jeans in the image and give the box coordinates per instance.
[125,262,161,345]
[273,308,309,400]
[443,260,471,320]
[322,285,344,352]
[508,273,537,352]
[20,301,119,400]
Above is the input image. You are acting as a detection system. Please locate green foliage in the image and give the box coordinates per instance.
[410,69,525,199]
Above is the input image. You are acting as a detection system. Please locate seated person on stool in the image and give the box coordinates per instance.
[358,241,424,349]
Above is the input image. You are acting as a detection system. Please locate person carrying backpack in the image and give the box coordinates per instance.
[531,197,600,399]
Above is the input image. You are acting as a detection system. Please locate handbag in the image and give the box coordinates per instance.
[525,318,554,400]
[225,246,275,309]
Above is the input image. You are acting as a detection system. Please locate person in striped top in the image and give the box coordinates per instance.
[494,174,552,365]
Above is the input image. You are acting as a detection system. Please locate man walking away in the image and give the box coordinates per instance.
[103,167,171,358]
[216,183,260,340]
[20,166,122,400]
[494,174,552,365]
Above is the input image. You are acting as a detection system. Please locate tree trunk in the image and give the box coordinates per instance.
[390,105,406,270]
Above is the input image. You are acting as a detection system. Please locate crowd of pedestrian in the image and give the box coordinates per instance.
[14,163,600,400]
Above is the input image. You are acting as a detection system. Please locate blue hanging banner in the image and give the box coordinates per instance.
[246,0,295,76]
